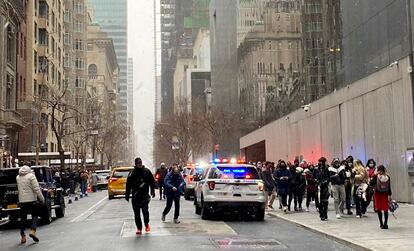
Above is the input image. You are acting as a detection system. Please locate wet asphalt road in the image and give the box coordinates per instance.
[0,191,355,251]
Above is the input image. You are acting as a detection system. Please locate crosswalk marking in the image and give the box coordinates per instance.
[120,219,237,238]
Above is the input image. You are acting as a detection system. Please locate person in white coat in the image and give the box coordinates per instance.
[16,165,45,244]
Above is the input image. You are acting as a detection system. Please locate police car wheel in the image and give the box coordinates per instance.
[256,207,265,221]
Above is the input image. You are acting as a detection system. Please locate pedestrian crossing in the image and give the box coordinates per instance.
[120,218,237,238]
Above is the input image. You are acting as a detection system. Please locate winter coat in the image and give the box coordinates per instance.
[317,166,330,187]
[155,166,168,184]
[164,172,185,199]
[294,167,306,193]
[329,165,346,185]
[353,166,368,186]
[304,169,318,193]
[16,166,45,204]
[275,168,292,195]
[262,170,275,191]
[125,166,156,201]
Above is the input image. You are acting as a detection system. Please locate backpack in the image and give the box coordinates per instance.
[376,175,390,193]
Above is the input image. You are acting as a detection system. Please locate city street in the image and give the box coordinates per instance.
[0,191,355,251]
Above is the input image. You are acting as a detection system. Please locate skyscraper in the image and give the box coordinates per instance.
[88,0,128,121]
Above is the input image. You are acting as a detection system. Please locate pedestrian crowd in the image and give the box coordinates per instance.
[255,155,394,229]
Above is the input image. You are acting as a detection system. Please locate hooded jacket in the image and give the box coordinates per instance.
[164,172,185,198]
[16,166,45,203]
[329,160,346,185]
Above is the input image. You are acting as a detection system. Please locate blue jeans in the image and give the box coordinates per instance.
[20,202,39,235]
[80,181,87,194]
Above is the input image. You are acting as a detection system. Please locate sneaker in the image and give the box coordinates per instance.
[161,214,166,222]
[173,219,181,224]
[347,210,353,215]
[305,207,309,212]
[145,224,151,232]
[136,229,142,235]
[321,217,326,221]
[382,224,389,229]
[29,230,39,243]
[336,214,341,219]
[356,215,361,218]
[362,213,367,217]
[20,235,26,244]
[283,207,288,213]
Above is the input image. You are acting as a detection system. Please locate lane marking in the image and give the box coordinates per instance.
[70,196,107,223]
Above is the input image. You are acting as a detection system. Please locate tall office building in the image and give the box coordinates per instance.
[88,0,128,122]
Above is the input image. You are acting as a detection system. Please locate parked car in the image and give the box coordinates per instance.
[183,165,206,200]
[94,170,110,190]
[0,166,65,224]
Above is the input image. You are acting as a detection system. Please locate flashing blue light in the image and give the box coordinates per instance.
[214,158,220,163]
[222,168,246,174]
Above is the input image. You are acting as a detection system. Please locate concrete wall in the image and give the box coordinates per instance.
[240,56,414,202]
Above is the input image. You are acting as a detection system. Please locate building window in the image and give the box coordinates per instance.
[74,39,84,51]
[39,28,48,45]
[75,77,85,88]
[39,0,48,18]
[64,10,72,23]
[75,58,84,69]
[6,25,16,65]
[64,32,72,45]
[64,53,71,68]
[88,64,98,76]
[74,2,84,14]
[5,74,14,109]
[74,21,83,32]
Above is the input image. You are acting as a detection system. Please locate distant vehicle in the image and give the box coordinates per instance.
[194,159,265,221]
[183,164,206,200]
[94,170,110,190]
[0,166,65,224]
[107,167,134,200]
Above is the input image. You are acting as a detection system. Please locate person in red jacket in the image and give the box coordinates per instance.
[370,165,392,229]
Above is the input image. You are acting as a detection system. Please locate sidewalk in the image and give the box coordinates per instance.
[267,199,414,251]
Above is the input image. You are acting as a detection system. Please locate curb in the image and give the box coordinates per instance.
[267,212,373,251]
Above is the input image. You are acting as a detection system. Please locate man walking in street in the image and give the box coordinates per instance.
[125,157,156,235]
[155,162,168,200]
[162,164,185,224]
[16,165,45,244]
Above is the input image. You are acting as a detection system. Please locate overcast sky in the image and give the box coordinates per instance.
[128,1,158,166]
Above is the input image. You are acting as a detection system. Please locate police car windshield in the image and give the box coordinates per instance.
[208,166,260,179]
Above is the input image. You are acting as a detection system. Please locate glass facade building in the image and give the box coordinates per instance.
[89,0,128,120]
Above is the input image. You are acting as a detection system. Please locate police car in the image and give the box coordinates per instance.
[193,158,265,220]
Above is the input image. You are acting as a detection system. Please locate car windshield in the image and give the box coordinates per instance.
[0,168,46,184]
[112,170,131,178]
[208,166,260,180]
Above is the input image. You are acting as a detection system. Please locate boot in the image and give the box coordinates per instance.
[29,229,39,243]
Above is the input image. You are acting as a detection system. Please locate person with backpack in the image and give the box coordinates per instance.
[370,165,392,229]
[125,157,156,235]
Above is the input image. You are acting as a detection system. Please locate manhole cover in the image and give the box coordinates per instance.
[213,238,284,249]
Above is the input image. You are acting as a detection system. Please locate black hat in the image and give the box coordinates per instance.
[318,157,327,163]
[135,157,142,164]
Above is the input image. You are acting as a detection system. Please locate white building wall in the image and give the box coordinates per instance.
[241,56,414,202]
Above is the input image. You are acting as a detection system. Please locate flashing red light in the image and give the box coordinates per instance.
[208,181,215,190]
[223,174,229,179]
[245,174,252,179]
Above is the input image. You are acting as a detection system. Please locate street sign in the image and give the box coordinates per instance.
[90,130,99,135]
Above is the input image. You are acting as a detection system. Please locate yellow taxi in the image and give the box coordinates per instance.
[107,167,134,200]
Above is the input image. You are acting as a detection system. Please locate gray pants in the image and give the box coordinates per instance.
[331,185,346,215]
